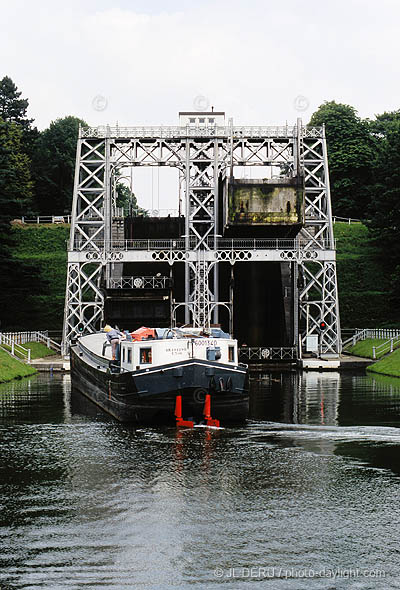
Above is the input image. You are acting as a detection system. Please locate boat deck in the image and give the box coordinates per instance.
[80,333,113,360]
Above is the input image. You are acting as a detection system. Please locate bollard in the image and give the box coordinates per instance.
[372,346,376,360]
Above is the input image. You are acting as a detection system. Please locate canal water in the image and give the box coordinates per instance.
[1,372,399,589]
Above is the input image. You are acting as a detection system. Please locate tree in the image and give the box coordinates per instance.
[116,182,147,216]
[0,75,39,183]
[308,101,375,218]
[0,76,33,129]
[0,117,42,328]
[366,115,400,300]
[32,116,86,214]
[0,118,33,219]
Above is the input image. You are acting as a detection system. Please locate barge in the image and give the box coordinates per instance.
[70,327,248,424]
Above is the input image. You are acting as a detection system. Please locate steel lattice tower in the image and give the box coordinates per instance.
[62,117,340,359]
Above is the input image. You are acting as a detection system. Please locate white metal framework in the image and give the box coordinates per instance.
[62,119,340,357]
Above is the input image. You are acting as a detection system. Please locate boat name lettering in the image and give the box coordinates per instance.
[193,340,218,346]
[165,347,186,354]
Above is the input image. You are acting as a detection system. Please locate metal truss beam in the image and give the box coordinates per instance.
[68,248,335,264]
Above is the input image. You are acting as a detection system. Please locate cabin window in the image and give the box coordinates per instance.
[199,117,205,123]
[206,347,221,361]
[140,347,152,364]
[122,347,126,363]
[189,118,196,123]
[229,346,235,362]
[127,348,132,364]
[208,118,215,124]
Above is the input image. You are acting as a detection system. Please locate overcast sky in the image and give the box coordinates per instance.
[2,0,399,209]
[2,0,399,130]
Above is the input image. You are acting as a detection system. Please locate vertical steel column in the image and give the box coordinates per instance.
[213,137,219,325]
[184,137,191,324]
[104,138,112,288]
[299,123,341,355]
[185,134,219,327]
[62,132,107,352]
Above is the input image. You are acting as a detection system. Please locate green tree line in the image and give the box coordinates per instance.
[309,101,400,303]
[1,76,400,327]
[0,75,143,329]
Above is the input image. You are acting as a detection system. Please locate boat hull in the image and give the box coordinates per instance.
[70,345,248,424]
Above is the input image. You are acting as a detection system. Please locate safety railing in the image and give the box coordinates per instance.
[20,215,71,224]
[0,331,61,354]
[71,237,334,252]
[20,207,127,225]
[80,124,326,140]
[107,276,171,289]
[341,328,400,360]
[0,333,31,362]
[333,216,362,224]
[130,208,179,218]
[239,347,297,362]
[373,334,400,360]
[80,124,305,139]
[342,328,400,349]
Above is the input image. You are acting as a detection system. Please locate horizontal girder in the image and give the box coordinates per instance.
[67,249,336,264]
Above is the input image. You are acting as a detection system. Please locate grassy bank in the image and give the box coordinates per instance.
[347,337,400,359]
[334,222,392,328]
[0,348,37,383]
[367,348,400,378]
[10,224,69,331]
[2,341,56,360]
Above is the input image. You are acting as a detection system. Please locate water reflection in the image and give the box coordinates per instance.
[1,372,400,589]
[250,370,400,428]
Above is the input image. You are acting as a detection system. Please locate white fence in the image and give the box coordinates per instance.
[372,334,400,360]
[0,331,61,355]
[0,333,31,362]
[342,328,400,360]
[333,216,362,224]
[20,216,71,224]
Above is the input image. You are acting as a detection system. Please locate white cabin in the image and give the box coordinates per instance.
[120,335,238,372]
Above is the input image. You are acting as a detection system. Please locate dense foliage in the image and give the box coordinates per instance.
[309,101,375,217]
[32,116,86,214]
[0,75,33,130]
[10,225,69,330]
[309,101,400,304]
